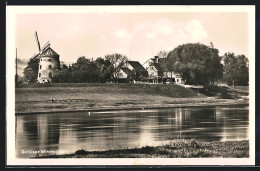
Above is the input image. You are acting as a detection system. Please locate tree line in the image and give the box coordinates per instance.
[24,53,129,83]
[52,54,128,83]
[23,42,249,86]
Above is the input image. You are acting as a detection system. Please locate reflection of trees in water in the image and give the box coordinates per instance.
[146,108,220,141]
[17,115,40,157]
[64,112,143,148]
[22,115,39,141]
[46,115,60,148]
[215,107,249,141]
[182,108,219,141]
[147,108,187,141]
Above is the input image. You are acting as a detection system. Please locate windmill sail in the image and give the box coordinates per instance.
[28,32,42,63]
[34,31,41,52]
[28,53,40,64]
[42,41,50,51]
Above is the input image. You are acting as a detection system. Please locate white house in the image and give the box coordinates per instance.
[143,56,183,84]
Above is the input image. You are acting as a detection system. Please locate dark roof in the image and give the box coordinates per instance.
[140,70,148,77]
[127,61,146,72]
[121,67,132,75]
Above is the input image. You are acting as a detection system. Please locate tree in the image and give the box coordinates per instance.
[166,43,223,85]
[105,53,128,82]
[222,52,249,86]
[60,61,69,69]
[70,56,96,82]
[71,56,91,71]
[24,58,39,83]
[157,50,168,59]
[95,57,113,82]
[156,50,172,82]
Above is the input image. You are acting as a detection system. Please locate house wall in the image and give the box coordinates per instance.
[163,71,183,84]
[175,77,183,84]
[163,71,173,78]
[163,71,181,78]
[117,69,128,79]
[143,58,153,70]
[147,66,159,77]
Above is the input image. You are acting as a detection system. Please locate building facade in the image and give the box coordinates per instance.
[144,56,183,84]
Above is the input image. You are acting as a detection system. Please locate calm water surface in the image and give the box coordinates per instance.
[16,106,249,158]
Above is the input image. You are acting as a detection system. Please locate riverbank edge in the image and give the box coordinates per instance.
[15,100,249,115]
[35,140,250,158]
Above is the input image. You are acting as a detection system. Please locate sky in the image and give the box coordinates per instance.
[15,10,249,65]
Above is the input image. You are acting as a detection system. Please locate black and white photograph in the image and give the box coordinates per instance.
[6,5,255,165]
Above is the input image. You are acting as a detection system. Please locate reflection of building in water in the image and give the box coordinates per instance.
[58,123,80,153]
[175,108,183,128]
[37,115,48,148]
[16,115,60,157]
[138,113,156,146]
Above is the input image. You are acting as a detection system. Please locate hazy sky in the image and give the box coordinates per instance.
[15,12,249,64]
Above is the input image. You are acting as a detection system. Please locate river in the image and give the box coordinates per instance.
[15,105,249,158]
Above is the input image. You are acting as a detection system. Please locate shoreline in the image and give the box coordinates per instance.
[35,139,249,158]
[15,100,248,115]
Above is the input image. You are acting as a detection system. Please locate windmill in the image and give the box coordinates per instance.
[34,32,60,83]
[25,31,60,83]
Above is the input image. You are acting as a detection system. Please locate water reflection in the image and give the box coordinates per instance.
[16,106,249,158]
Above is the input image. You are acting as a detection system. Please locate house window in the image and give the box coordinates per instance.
[39,73,41,77]
[41,59,42,61]
[49,65,52,69]
[40,65,42,69]
[49,72,52,78]
[48,59,52,61]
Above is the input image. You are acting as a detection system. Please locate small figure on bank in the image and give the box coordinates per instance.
[51,97,55,102]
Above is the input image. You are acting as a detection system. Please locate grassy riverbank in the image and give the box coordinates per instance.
[15,83,249,114]
[37,139,249,158]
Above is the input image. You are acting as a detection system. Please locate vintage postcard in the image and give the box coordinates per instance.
[6,5,255,166]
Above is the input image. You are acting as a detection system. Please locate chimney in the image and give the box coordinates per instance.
[154,56,159,63]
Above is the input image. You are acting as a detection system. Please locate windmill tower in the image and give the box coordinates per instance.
[33,32,60,83]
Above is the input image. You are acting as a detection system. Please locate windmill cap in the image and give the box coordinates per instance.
[40,47,59,58]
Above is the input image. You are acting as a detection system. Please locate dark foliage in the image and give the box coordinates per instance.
[23,58,39,83]
[222,52,249,86]
[75,150,88,155]
[166,43,223,85]
[52,56,115,83]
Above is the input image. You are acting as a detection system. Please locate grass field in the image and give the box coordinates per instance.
[37,139,249,158]
[15,83,249,114]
